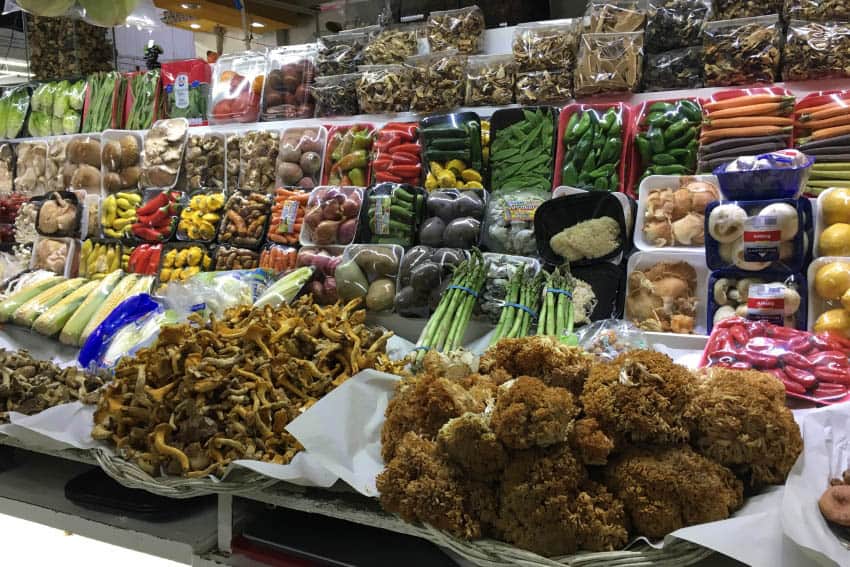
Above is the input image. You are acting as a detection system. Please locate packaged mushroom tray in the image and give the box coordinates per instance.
[139,118,188,189]
[634,175,719,251]
[395,246,467,318]
[182,131,225,191]
[64,135,102,195]
[30,236,78,277]
[239,129,279,193]
[35,191,82,238]
[710,269,806,333]
[100,130,142,193]
[335,244,402,313]
[706,198,807,273]
[14,141,48,197]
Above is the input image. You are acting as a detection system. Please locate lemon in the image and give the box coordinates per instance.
[815,308,850,337]
[816,261,850,300]
[822,188,850,226]
[819,223,850,256]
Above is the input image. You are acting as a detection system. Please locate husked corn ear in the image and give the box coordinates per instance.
[60,271,124,346]
[12,278,87,328]
[32,280,100,337]
[0,276,64,322]
[79,273,140,346]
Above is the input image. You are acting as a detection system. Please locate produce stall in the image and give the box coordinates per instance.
[4,2,850,566]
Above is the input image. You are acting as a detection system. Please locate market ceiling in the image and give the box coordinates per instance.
[153,0,313,33]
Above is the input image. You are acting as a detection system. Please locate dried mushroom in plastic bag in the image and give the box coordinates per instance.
[364,26,420,64]
[356,65,412,114]
[575,32,644,96]
[238,130,279,193]
[515,70,573,104]
[703,15,781,87]
[465,54,516,106]
[512,18,581,71]
[785,0,850,20]
[783,19,850,82]
[317,28,375,75]
[586,0,647,33]
[408,51,466,113]
[713,0,782,19]
[642,47,704,91]
[427,5,485,54]
[645,0,712,53]
[313,73,360,117]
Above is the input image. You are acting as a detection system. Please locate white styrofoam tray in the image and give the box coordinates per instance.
[633,174,719,253]
[626,249,710,336]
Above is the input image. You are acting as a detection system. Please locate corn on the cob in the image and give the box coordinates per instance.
[0,276,65,322]
[60,271,124,346]
[79,273,141,346]
[12,278,87,327]
[32,280,100,336]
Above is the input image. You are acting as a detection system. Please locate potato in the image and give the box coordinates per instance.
[102,140,122,172]
[353,247,399,277]
[366,278,395,311]
[119,135,139,168]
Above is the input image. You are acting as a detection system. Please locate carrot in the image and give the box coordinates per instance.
[798,114,850,131]
[802,105,850,123]
[703,94,793,112]
[707,101,794,119]
[813,124,850,141]
[700,125,792,142]
[705,116,793,129]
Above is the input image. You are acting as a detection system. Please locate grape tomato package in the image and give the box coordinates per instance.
[705,199,807,272]
[209,51,265,124]
[160,59,211,126]
[263,44,317,120]
[708,269,806,332]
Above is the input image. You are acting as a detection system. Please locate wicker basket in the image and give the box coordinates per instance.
[93,448,279,498]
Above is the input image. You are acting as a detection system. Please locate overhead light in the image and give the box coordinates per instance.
[180,2,200,8]
[190,23,201,29]
[251,21,265,28]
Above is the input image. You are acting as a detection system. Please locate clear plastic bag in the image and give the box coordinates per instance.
[317,29,375,75]
[300,186,363,246]
[585,0,647,33]
[464,54,516,107]
[408,51,466,114]
[259,243,298,272]
[296,245,343,305]
[356,64,412,114]
[262,43,317,120]
[337,244,402,311]
[785,0,850,20]
[276,126,326,190]
[783,20,850,82]
[238,129,279,193]
[512,19,582,72]
[642,47,704,91]
[209,51,264,124]
[312,73,360,117]
[396,246,466,318]
[164,268,273,319]
[714,0,782,19]
[183,132,225,191]
[515,70,573,105]
[478,253,541,323]
[703,15,782,87]
[576,319,648,360]
[420,189,486,248]
[645,0,711,53]
[575,32,644,96]
[159,59,210,126]
[364,25,421,64]
[427,5,485,54]
[36,191,81,238]
[482,187,549,256]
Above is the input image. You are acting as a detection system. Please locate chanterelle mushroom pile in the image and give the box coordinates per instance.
[92,296,404,478]
[626,261,698,334]
[0,348,106,423]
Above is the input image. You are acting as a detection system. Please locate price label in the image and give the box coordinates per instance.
[374,195,391,235]
[742,215,781,262]
[503,198,542,223]
[174,73,190,109]
[747,284,785,326]
[278,200,299,234]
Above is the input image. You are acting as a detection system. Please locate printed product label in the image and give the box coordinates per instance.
[742,215,781,262]
[278,200,299,234]
[747,284,785,326]
[503,198,541,223]
[374,195,391,235]
[174,73,190,109]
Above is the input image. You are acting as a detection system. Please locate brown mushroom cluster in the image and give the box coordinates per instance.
[92,297,404,478]
[626,261,698,334]
[821,468,850,527]
[643,180,719,247]
[0,348,106,423]
[141,119,188,189]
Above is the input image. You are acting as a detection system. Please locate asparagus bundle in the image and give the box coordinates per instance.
[537,266,579,345]
[489,267,544,345]
[414,249,487,364]
[82,71,119,133]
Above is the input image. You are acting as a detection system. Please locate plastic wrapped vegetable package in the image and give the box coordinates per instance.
[0,144,13,193]
[217,191,270,249]
[490,107,556,192]
[395,246,466,317]
[644,0,711,53]
[372,122,422,186]
[556,103,629,192]
[426,6,485,54]
[312,73,360,117]
[783,20,850,82]
[259,243,297,272]
[357,183,425,247]
[209,51,265,124]
[642,47,704,92]
[64,135,102,194]
[512,18,581,72]
[214,245,259,271]
[238,129,279,193]
[140,118,188,189]
[708,270,806,331]
[633,98,702,182]
[420,112,484,191]
[158,243,211,285]
[0,85,30,139]
[464,54,515,107]
[713,0,782,19]
[35,191,81,238]
[585,0,647,32]
[336,244,401,312]
[130,190,180,243]
[322,124,374,187]
[183,132,224,191]
[703,15,782,87]
[177,191,224,242]
[262,44,317,120]
[14,142,49,196]
[267,188,309,246]
[79,239,121,279]
[712,150,813,200]
[477,253,541,323]
[317,28,376,75]
[482,187,549,256]
[785,0,850,20]
[419,189,485,248]
[575,32,644,96]
[408,51,466,114]
[356,64,412,114]
[795,92,850,195]
[82,71,121,133]
[515,70,573,105]
[160,59,210,125]
[296,246,343,305]
[101,130,141,193]
[124,70,161,130]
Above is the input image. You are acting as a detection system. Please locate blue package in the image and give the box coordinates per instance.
[713,150,814,201]
[707,269,807,333]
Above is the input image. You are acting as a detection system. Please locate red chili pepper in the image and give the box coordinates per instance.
[809,351,849,367]
[779,351,811,369]
[820,331,850,350]
[133,225,165,242]
[813,366,850,385]
[382,122,417,134]
[765,324,805,339]
[136,192,169,216]
[375,171,403,183]
[372,158,391,172]
[782,365,817,390]
[391,151,419,165]
[388,164,421,178]
[146,247,161,275]
[782,377,807,395]
[745,351,779,369]
[786,335,813,354]
[729,324,748,346]
[812,383,847,398]
[139,205,171,227]
[808,335,834,351]
[389,143,420,155]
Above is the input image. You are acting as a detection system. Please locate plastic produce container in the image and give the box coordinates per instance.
[713,150,813,200]
[708,268,807,333]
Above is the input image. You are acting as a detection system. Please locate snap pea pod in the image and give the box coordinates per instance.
[635,98,701,180]
[560,107,622,191]
[491,108,554,192]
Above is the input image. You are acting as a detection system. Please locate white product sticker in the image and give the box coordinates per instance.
[743,215,781,262]
[374,195,391,235]
[503,198,542,223]
[278,199,299,234]
[747,284,785,326]
[174,73,190,109]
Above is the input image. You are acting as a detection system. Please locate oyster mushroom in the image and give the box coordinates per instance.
[709,204,747,243]
[626,261,698,334]
[671,212,705,245]
[643,218,673,246]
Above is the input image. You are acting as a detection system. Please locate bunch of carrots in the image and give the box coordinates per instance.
[795,93,850,194]
[259,245,297,273]
[698,92,795,172]
[267,188,310,245]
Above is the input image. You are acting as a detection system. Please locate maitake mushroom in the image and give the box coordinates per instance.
[626,261,698,334]
[643,181,718,247]
[92,296,404,478]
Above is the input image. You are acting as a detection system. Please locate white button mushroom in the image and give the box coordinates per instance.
[708,204,748,243]
[732,240,771,271]
[758,202,799,241]
[713,305,737,325]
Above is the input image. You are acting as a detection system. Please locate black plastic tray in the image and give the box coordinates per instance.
[572,262,626,321]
